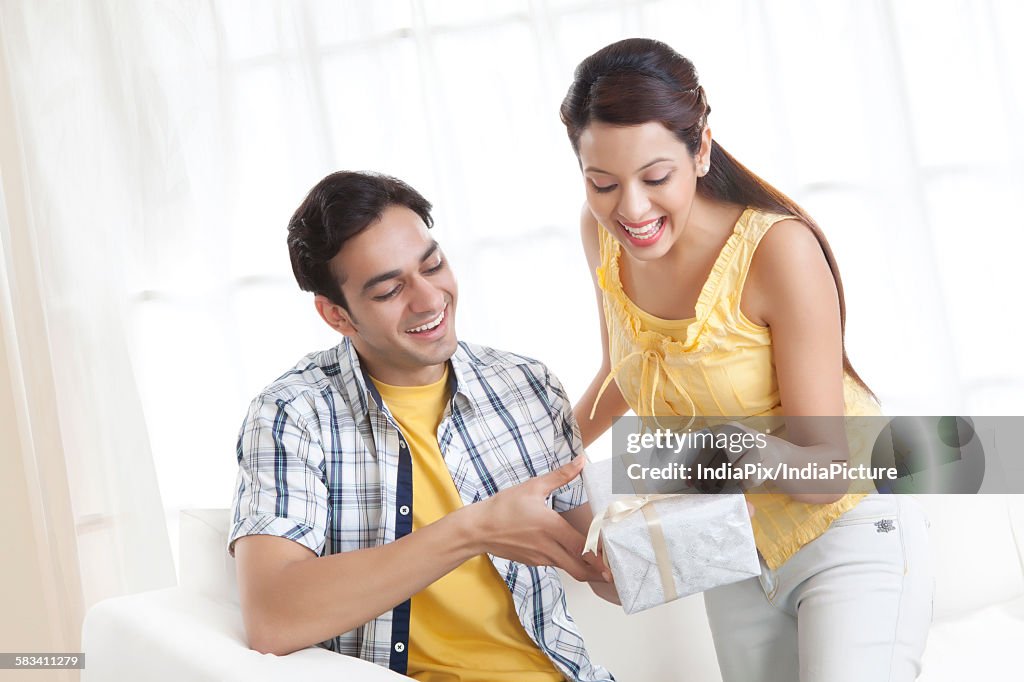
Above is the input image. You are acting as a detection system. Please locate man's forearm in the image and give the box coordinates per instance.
[240,456,599,655]
[241,505,482,656]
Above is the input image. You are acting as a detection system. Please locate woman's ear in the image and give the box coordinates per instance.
[697,126,713,175]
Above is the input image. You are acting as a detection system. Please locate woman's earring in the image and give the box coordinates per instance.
[702,163,710,175]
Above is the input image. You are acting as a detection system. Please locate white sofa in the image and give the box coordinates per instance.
[82,496,1024,681]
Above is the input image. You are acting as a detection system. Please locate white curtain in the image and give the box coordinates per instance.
[2,0,1022,624]
[1,0,181,613]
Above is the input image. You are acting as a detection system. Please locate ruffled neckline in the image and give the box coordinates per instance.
[599,207,754,351]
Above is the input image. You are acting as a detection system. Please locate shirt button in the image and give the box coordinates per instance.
[394,642,405,653]
[399,505,410,516]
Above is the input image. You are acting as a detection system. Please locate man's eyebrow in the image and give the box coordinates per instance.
[583,158,673,174]
[420,241,440,263]
[361,241,441,292]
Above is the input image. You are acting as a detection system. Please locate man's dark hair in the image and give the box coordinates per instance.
[287,171,434,309]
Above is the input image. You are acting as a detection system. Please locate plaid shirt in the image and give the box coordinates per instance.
[229,338,613,681]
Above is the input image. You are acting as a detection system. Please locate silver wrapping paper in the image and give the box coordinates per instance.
[583,456,761,614]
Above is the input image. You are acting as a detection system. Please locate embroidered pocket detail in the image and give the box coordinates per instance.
[875,519,896,533]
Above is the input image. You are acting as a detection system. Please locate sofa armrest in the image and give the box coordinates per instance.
[82,587,407,681]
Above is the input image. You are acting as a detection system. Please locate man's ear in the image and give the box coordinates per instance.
[315,295,357,336]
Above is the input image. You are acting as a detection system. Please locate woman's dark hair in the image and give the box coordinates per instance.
[287,171,433,309]
[560,38,874,400]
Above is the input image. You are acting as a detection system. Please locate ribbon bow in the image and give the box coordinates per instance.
[584,493,680,603]
[590,348,697,431]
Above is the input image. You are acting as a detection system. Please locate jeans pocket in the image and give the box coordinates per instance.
[828,495,900,529]
[756,557,778,601]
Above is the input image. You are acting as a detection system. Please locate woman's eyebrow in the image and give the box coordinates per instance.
[584,157,673,174]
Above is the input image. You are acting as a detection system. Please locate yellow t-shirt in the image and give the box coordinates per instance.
[370,368,564,682]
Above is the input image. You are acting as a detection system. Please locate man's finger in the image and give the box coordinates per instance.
[545,514,589,558]
[549,522,608,582]
[582,550,611,583]
[551,544,606,583]
[536,456,585,495]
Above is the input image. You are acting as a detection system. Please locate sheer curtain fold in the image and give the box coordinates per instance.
[1,0,176,617]
[1,0,1021,638]
[1,33,83,662]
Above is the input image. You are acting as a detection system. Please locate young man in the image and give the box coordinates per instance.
[228,171,616,681]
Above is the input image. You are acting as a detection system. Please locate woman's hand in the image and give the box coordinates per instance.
[583,535,621,605]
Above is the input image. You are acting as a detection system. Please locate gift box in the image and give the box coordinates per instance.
[582,455,761,614]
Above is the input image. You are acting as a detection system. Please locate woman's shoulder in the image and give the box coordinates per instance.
[741,208,806,242]
[743,215,835,320]
[744,211,821,269]
[579,201,599,240]
[579,202,603,265]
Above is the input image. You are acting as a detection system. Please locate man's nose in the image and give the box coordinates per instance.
[408,274,445,313]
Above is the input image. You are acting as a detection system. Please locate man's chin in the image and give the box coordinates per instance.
[405,333,458,365]
[433,334,459,363]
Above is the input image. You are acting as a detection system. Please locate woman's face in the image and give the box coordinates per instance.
[577,121,707,261]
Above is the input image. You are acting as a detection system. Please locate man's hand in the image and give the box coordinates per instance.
[464,456,606,583]
[235,457,605,656]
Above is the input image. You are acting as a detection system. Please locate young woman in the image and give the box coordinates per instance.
[561,38,932,682]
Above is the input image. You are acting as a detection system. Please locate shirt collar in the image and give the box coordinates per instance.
[447,342,478,414]
[335,338,478,423]
[335,338,374,419]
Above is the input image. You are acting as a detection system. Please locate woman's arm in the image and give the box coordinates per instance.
[573,204,630,447]
[742,218,851,503]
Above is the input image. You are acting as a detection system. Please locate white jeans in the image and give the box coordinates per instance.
[704,495,933,682]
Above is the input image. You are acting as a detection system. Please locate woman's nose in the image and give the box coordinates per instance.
[617,183,651,222]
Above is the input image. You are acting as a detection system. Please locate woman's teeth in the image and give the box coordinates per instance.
[407,308,445,333]
[621,217,664,240]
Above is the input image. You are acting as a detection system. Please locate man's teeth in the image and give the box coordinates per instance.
[407,308,445,333]
[621,217,664,239]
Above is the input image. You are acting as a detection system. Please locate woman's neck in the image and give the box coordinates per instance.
[657,196,746,267]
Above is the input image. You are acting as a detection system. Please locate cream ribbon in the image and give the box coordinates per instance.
[590,348,697,431]
[584,493,680,603]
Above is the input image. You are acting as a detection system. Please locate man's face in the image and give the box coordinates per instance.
[319,204,458,386]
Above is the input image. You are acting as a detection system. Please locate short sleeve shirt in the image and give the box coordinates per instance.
[228,338,613,682]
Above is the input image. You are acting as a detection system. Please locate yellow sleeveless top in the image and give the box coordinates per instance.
[595,207,881,570]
